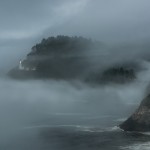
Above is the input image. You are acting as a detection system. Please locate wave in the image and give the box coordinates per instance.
[138,132,150,136]
[84,115,113,120]
[120,142,150,150]
[78,126,121,133]
[115,117,127,122]
[49,112,88,116]
[23,124,121,133]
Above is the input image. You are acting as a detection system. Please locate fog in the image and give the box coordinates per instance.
[1,53,150,149]
[1,62,150,149]
[1,0,150,149]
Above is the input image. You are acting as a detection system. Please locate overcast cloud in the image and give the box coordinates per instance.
[1,0,150,41]
[0,0,150,72]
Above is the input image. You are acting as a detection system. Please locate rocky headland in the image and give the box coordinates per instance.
[8,35,136,84]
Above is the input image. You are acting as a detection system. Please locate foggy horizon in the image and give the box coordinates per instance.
[1,0,150,150]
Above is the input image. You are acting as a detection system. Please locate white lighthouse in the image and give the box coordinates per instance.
[19,60,24,70]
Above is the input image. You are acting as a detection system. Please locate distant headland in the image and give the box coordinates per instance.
[8,35,136,84]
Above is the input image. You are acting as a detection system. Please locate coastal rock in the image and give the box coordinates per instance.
[119,94,150,132]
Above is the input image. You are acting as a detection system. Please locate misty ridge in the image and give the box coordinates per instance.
[8,35,146,84]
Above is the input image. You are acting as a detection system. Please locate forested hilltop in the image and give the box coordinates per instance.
[8,36,136,84]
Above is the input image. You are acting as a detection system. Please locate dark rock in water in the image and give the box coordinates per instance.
[119,94,150,132]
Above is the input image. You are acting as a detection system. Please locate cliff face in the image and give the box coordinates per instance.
[119,94,150,132]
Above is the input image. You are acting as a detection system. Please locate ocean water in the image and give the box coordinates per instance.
[1,113,150,150]
[0,78,149,150]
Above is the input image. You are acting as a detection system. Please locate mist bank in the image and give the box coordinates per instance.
[2,59,150,129]
[1,65,149,149]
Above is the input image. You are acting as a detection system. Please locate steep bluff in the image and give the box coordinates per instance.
[120,94,150,132]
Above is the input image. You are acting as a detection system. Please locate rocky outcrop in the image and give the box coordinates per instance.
[119,94,150,132]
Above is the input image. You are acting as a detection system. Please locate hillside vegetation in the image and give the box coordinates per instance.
[9,36,136,83]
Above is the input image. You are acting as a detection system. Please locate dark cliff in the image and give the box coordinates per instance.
[120,94,150,132]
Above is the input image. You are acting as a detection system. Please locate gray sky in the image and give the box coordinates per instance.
[0,0,150,72]
[1,0,150,41]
